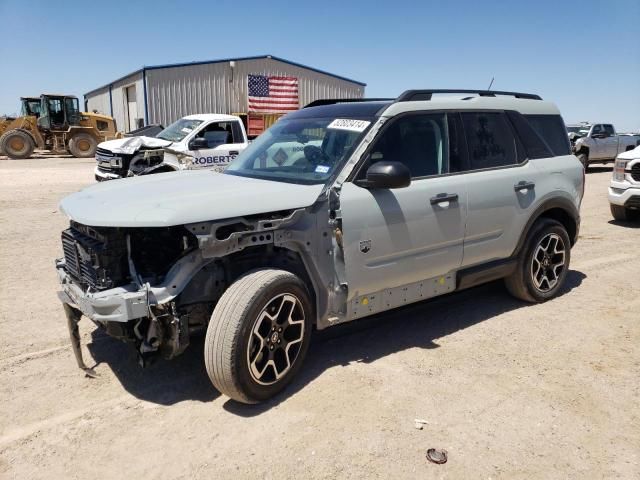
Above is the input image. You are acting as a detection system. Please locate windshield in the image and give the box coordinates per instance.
[225,117,372,184]
[157,118,203,142]
[567,126,589,135]
[22,100,41,117]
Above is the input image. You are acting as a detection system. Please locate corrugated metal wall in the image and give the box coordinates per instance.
[85,72,145,132]
[145,57,364,126]
[85,86,111,117]
[109,72,145,132]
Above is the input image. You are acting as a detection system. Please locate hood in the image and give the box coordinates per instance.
[59,171,325,227]
[98,136,173,155]
[617,145,640,160]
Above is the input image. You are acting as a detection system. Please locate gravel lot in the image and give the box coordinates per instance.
[1,157,638,479]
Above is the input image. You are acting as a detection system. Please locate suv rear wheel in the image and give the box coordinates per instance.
[505,218,571,302]
[204,269,313,404]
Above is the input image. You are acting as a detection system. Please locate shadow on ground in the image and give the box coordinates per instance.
[608,219,640,229]
[86,270,586,410]
[585,166,612,174]
[87,333,220,405]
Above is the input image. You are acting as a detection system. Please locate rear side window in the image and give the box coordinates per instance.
[461,112,520,169]
[506,111,553,159]
[603,124,615,136]
[524,114,571,156]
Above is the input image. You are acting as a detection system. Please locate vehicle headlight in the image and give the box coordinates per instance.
[110,157,122,168]
[613,158,629,181]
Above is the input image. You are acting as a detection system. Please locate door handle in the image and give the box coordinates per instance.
[430,193,459,205]
[229,151,239,155]
[514,181,535,192]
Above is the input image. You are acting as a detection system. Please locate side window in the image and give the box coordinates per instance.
[603,124,615,136]
[363,113,449,178]
[197,122,234,148]
[592,124,603,135]
[461,112,520,170]
[523,114,571,156]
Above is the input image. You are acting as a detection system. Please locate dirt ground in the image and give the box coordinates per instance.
[0,157,638,479]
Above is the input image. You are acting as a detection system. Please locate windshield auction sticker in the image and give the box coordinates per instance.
[327,119,371,132]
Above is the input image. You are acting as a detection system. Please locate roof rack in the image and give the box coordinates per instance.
[396,89,542,101]
[304,98,393,108]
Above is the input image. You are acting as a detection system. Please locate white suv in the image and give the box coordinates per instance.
[56,89,583,403]
[609,145,640,221]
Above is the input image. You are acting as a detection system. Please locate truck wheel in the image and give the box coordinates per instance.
[577,153,590,172]
[610,204,639,221]
[505,218,571,303]
[68,133,97,158]
[0,130,34,159]
[205,269,313,404]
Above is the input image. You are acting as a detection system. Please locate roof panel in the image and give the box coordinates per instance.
[84,55,365,97]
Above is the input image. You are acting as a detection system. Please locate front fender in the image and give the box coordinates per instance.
[573,138,590,154]
[160,151,184,170]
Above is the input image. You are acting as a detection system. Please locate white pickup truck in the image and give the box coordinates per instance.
[94,114,249,180]
[569,123,639,170]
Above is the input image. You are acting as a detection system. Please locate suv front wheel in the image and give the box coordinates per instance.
[204,269,313,404]
[505,218,571,303]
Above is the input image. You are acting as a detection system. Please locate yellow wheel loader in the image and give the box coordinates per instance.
[0,94,120,159]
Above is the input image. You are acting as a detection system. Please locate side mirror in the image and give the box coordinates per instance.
[357,161,411,189]
[188,137,209,150]
[591,132,606,139]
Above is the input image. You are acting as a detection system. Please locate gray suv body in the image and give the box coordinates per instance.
[56,90,583,403]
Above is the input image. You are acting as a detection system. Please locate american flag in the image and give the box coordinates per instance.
[248,74,299,113]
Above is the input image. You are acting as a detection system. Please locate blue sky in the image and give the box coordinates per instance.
[1,0,638,130]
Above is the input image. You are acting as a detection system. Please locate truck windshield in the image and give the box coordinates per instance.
[225,117,372,185]
[157,119,203,142]
[567,126,589,135]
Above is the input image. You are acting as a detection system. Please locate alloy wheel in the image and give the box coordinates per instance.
[530,233,566,292]
[247,293,305,385]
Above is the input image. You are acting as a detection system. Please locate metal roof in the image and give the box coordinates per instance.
[84,55,366,97]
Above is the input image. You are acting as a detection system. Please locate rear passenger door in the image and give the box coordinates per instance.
[459,111,541,267]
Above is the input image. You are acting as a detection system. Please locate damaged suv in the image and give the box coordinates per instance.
[57,90,583,403]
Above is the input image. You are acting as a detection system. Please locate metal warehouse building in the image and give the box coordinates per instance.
[84,54,365,135]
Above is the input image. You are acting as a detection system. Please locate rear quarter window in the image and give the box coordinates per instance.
[525,115,571,156]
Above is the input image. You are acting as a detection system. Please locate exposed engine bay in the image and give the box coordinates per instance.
[57,207,322,367]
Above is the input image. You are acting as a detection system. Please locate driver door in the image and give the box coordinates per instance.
[190,121,248,171]
[338,112,467,307]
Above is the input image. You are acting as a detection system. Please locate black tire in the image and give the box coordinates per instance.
[68,133,97,158]
[610,204,639,222]
[577,153,590,172]
[205,269,313,404]
[505,218,571,303]
[0,130,35,159]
